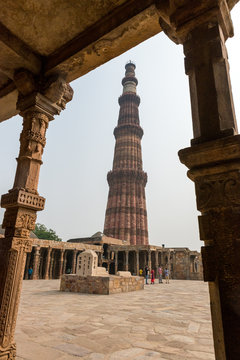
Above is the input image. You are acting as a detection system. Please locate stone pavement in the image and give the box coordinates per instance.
[16,280,215,360]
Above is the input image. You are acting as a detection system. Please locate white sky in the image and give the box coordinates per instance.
[0,5,239,250]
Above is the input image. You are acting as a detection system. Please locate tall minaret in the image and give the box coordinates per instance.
[104,62,148,245]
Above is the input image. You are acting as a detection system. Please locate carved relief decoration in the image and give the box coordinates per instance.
[43,75,73,112]
[0,246,27,351]
[19,112,49,161]
[2,207,37,239]
[2,208,36,230]
[1,190,45,211]
[15,213,36,231]
[195,171,240,211]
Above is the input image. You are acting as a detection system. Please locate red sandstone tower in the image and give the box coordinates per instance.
[104,62,148,245]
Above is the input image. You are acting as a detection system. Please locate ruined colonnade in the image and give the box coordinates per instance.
[24,243,102,280]
[22,241,201,281]
[102,245,202,280]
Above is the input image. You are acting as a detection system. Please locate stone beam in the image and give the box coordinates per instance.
[45,0,157,74]
[0,21,42,76]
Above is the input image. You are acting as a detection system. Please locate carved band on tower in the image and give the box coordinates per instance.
[104,62,148,245]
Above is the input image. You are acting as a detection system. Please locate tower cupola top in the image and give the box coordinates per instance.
[125,60,136,70]
[122,61,138,94]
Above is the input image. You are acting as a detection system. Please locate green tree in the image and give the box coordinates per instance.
[33,223,62,241]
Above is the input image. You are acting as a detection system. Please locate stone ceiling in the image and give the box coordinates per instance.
[0,0,238,122]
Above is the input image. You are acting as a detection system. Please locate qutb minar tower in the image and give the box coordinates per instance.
[104,62,148,245]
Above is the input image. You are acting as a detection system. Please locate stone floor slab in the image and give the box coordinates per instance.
[15,280,215,360]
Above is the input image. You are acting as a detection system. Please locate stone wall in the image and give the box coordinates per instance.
[60,274,144,295]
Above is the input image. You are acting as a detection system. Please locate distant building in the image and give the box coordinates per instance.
[104,62,148,245]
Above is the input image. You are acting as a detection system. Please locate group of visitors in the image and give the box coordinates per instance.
[142,265,170,285]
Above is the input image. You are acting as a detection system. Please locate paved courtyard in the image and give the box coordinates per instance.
[16,280,215,360]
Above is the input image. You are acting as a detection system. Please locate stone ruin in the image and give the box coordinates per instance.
[76,249,108,277]
[60,250,144,295]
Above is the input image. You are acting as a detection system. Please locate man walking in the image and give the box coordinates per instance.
[158,266,163,283]
[164,268,169,284]
[145,265,149,285]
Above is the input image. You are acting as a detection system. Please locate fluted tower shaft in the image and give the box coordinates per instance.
[104,62,148,245]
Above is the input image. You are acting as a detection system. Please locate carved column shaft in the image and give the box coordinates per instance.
[50,250,55,279]
[0,70,73,359]
[183,23,237,145]
[32,247,40,280]
[185,251,190,280]
[63,251,68,274]
[136,251,139,275]
[72,250,77,274]
[148,251,151,270]
[143,251,147,269]
[125,250,129,271]
[58,250,64,278]
[155,251,158,276]
[114,251,118,274]
[44,248,52,280]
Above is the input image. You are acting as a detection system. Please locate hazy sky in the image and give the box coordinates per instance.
[0,5,239,250]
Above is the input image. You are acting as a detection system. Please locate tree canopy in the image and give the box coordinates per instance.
[33,223,62,241]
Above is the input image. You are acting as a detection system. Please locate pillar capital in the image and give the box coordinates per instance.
[14,69,73,118]
[156,0,233,44]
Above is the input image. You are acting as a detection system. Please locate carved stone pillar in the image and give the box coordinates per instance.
[72,250,77,274]
[159,251,162,266]
[63,251,68,274]
[44,247,52,280]
[185,250,190,280]
[49,250,55,279]
[58,250,64,279]
[136,251,139,275]
[0,69,73,359]
[143,251,147,269]
[32,247,40,280]
[114,251,118,274]
[155,251,158,277]
[172,251,176,279]
[148,250,151,271]
[157,1,239,359]
[125,250,129,271]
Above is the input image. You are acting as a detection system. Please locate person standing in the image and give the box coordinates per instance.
[28,267,33,280]
[158,266,163,283]
[151,269,155,284]
[164,268,169,284]
[145,265,149,285]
